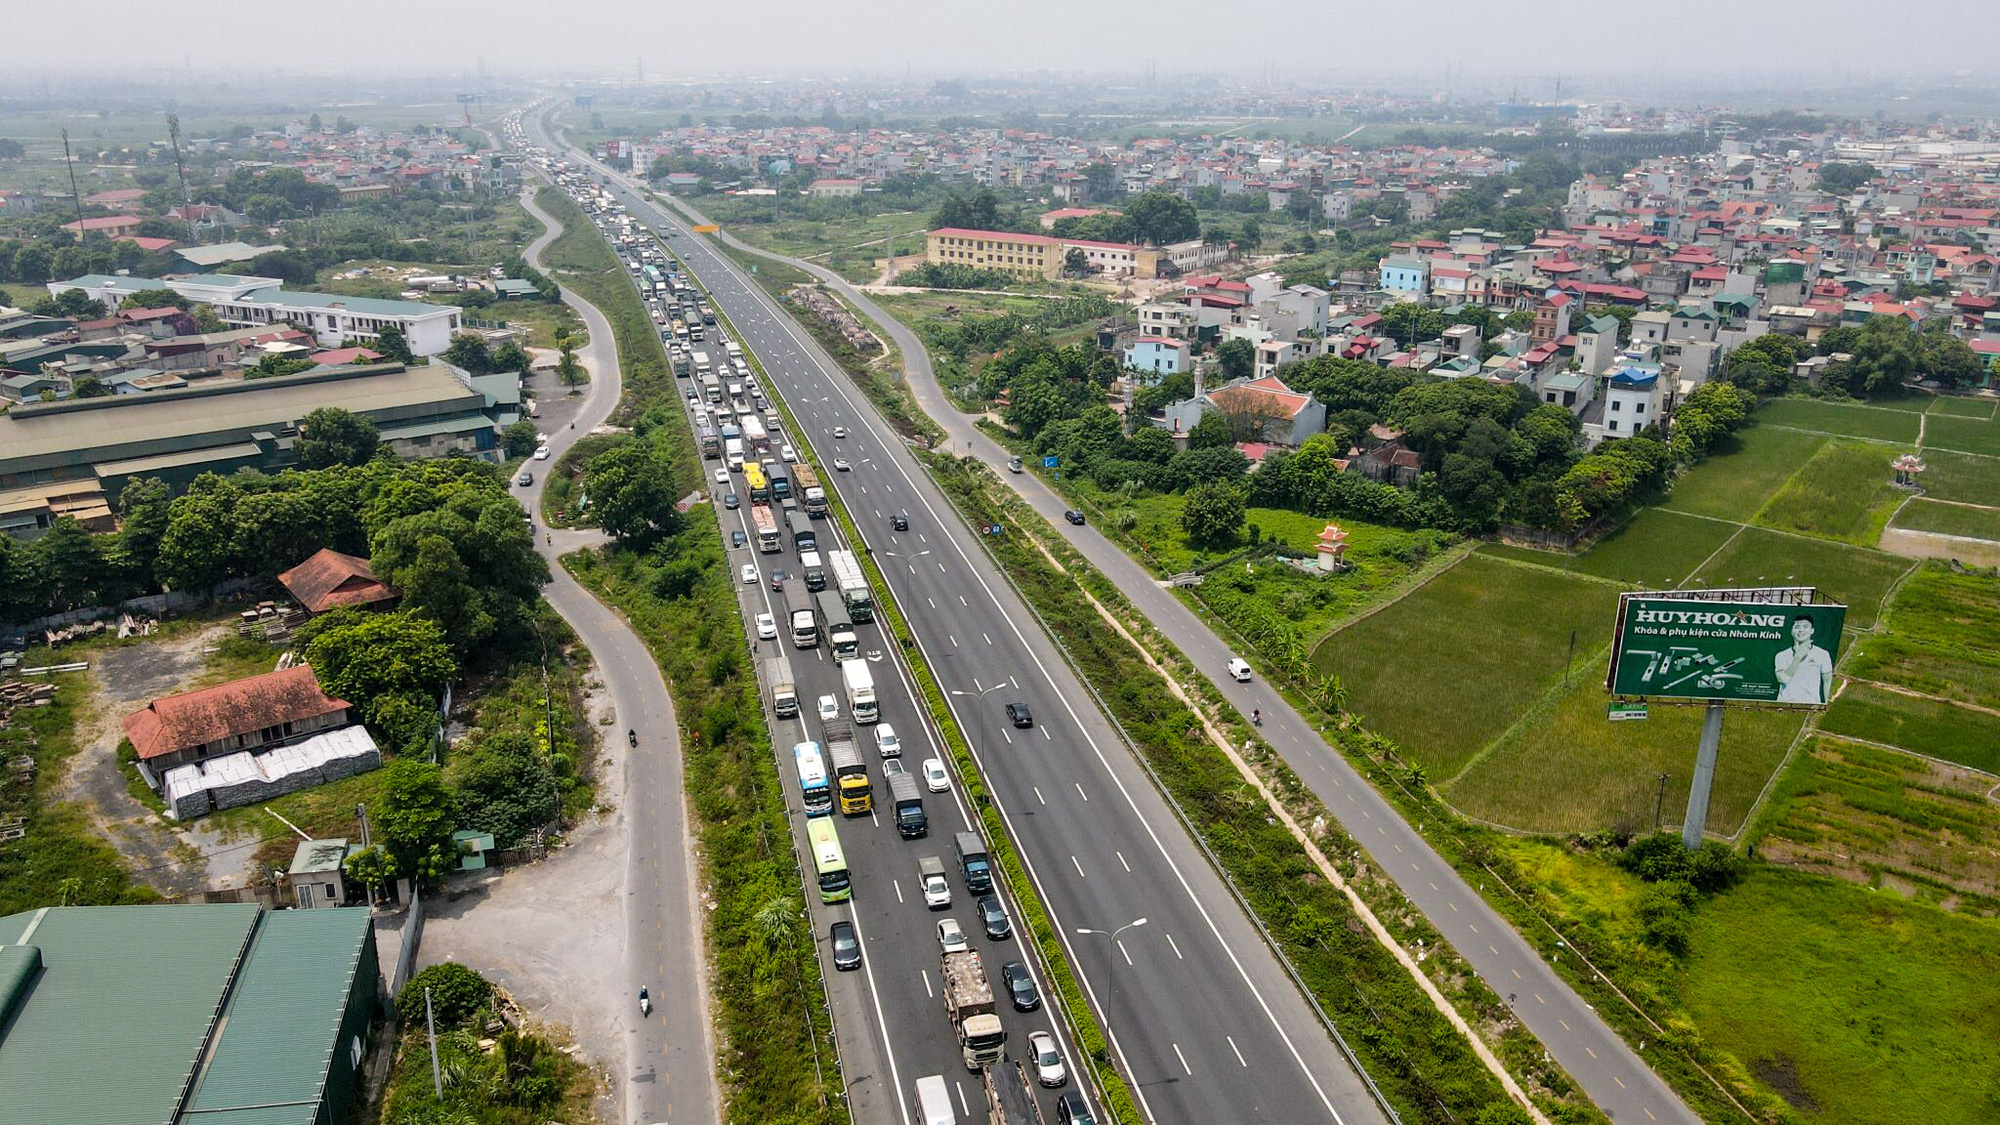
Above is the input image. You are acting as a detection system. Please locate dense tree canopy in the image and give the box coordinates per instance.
[297,407,380,469]
[584,441,684,544]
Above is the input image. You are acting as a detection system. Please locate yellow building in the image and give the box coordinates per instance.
[926,228,1066,280]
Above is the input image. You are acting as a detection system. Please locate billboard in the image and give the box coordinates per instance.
[1607,590,1846,706]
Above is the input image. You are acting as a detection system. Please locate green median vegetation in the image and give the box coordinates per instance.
[535,191,845,1122]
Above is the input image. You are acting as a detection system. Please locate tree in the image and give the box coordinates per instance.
[552,326,584,389]
[1063,247,1089,277]
[442,332,496,375]
[303,609,459,715]
[1082,162,1117,199]
[242,249,317,285]
[373,323,414,364]
[1122,191,1200,245]
[1216,338,1255,380]
[934,187,1002,231]
[1181,482,1246,547]
[584,442,682,543]
[491,340,531,374]
[1817,162,1878,194]
[1239,217,1262,247]
[32,518,108,611]
[70,375,111,399]
[9,242,50,283]
[1185,410,1235,451]
[450,730,558,848]
[373,759,461,884]
[297,407,380,469]
[1380,302,1444,347]
[0,138,24,160]
[503,419,539,458]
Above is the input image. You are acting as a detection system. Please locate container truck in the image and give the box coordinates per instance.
[825,722,871,814]
[942,950,1007,1070]
[827,549,875,623]
[955,831,992,893]
[816,590,858,661]
[764,655,798,719]
[889,771,927,838]
[841,657,877,723]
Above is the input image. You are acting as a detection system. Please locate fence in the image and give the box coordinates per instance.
[2,579,262,640]
[383,885,426,1016]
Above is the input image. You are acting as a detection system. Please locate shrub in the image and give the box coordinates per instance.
[400,962,491,1028]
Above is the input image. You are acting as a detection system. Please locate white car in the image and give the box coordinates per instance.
[936,918,969,954]
[714,467,731,485]
[533,446,551,460]
[740,563,758,585]
[818,694,840,723]
[832,458,851,472]
[833,426,848,439]
[875,723,902,758]
[755,613,777,640]
[781,444,797,463]
[883,757,907,777]
[1028,1031,1068,1088]
[1227,657,1253,683]
[922,757,950,793]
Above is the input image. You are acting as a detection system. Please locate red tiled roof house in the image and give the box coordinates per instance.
[278,548,397,615]
[122,665,353,778]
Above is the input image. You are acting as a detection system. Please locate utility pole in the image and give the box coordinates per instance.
[60,129,85,246]
[1654,773,1669,833]
[424,987,444,1099]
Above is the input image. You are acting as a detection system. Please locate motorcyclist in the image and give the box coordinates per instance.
[628,728,637,746]
[1252,708,1262,726]
[638,986,651,1015]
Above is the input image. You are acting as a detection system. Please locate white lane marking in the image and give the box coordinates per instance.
[1166,933,1183,960]
[928,597,936,609]
[1041,726,1052,741]
[959,595,968,606]
[1034,786,1046,806]
[919,533,927,543]
[937,561,947,573]
[982,632,992,645]
[1228,1035,1248,1068]
[1075,783,1089,803]
[956,1081,971,1117]
[1008,676,1019,690]
[1116,939,1133,966]
[1001,729,1012,745]
[922,969,933,997]
[893,880,904,904]
[1071,855,1086,879]
[1172,1042,1193,1076]
[1117,851,1131,872]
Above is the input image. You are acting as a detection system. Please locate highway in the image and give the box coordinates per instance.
[528,109,1393,1125]
[647,171,1702,1125]
[516,177,720,1125]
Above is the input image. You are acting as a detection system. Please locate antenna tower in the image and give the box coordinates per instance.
[166,114,198,245]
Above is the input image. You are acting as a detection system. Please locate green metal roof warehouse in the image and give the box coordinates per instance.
[0,904,379,1125]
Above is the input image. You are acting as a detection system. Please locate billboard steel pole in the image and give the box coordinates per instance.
[1682,703,1724,849]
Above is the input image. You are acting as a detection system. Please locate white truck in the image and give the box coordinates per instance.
[941,950,1007,1070]
[918,855,951,908]
[764,655,798,719]
[841,658,878,724]
[827,549,874,623]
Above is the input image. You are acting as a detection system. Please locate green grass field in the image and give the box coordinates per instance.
[1683,868,2000,1125]
[1843,563,2000,709]
[1448,656,1804,835]
[1818,683,2000,774]
[1684,528,1910,629]
[1662,424,1827,522]
[1753,736,2000,905]
[1890,497,2000,542]
[1757,399,1924,443]
[1921,412,2000,457]
[1915,447,2000,505]
[1754,440,1905,545]
[1925,396,1999,420]
[1315,554,1622,777]
[1481,507,1739,589]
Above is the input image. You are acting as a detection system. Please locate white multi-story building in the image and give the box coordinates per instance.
[50,274,463,355]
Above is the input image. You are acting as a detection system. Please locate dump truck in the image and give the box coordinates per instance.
[942,949,1007,1070]
[826,722,871,815]
[889,770,927,838]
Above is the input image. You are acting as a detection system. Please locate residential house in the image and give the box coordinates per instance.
[1123,337,1190,379]
[278,547,398,614]
[1349,423,1422,488]
[1161,374,1327,447]
[1378,255,1429,297]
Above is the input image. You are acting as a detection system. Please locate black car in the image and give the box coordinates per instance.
[731,529,747,549]
[829,921,861,971]
[1055,1092,1096,1125]
[999,959,1040,1011]
[978,894,1011,940]
[1005,702,1033,728]
[1063,509,1086,526]
[723,492,739,510]
[891,514,909,531]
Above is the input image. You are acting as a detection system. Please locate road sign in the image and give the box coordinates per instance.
[1608,701,1648,722]
[1607,590,1845,706]
[692,224,719,233]
[1041,455,1059,469]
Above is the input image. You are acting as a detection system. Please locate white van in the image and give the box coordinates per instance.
[1227,657,1253,683]
[916,1074,956,1125]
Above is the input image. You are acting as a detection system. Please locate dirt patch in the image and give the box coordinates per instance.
[61,624,262,895]
[1750,1055,1820,1113]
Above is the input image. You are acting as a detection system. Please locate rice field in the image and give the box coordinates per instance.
[1756,398,1924,443]
[1922,412,2000,457]
[1914,447,2000,506]
[1684,527,1911,629]
[1662,424,1829,522]
[1889,498,2000,543]
[1753,440,1905,545]
[1480,508,1739,589]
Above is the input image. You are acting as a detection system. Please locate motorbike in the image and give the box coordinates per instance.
[628,728,638,748]
[639,988,651,1017]
[1252,709,1262,727]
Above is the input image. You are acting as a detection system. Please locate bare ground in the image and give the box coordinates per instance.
[60,623,255,895]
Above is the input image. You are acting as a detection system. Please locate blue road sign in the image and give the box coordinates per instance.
[1041,455,1059,469]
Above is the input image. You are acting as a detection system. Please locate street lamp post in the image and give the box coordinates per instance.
[1072,918,1146,1102]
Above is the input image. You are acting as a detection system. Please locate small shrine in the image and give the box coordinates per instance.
[1316,524,1350,573]
[1890,453,1926,491]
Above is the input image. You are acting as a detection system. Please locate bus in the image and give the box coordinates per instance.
[806,817,850,903]
[794,741,833,818]
[744,462,770,503]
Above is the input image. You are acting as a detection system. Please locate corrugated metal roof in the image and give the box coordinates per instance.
[0,904,261,1125]
[181,909,373,1125]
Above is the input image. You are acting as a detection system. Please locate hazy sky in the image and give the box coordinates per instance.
[11,0,1995,84]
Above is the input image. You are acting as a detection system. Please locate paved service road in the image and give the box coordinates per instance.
[538,112,1392,1125]
[655,191,1702,1125]
[520,182,720,1125]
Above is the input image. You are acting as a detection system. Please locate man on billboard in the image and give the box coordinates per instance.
[1774,614,1834,705]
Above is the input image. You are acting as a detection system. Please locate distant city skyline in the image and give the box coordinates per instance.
[4,0,1994,90]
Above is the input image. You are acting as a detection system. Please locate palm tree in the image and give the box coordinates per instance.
[754,894,798,952]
